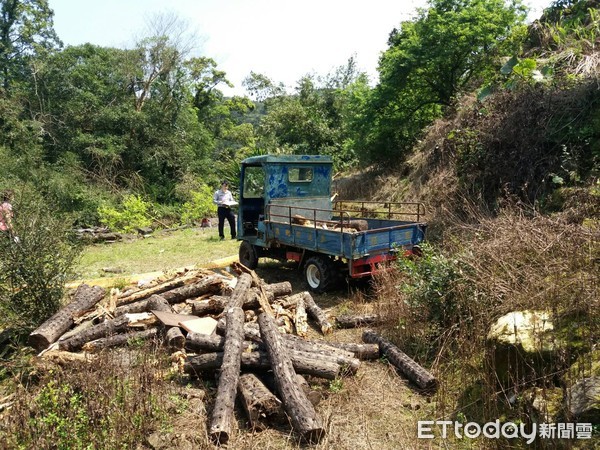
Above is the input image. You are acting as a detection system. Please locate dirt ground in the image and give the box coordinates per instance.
[144,261,439,450]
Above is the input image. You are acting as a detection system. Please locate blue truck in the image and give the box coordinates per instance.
[237,155,427,292]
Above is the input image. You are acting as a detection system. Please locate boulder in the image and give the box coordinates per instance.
[487,311,561,387]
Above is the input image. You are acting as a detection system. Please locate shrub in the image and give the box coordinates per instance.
[180,184,216,225]
[98,194,153,233]
[0,188,81,330]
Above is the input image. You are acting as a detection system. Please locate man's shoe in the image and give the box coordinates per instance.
[219,236,225,241]
[231,235,236,239]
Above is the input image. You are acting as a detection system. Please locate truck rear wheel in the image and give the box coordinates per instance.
[239,241,259,269]
[304,256,336,293]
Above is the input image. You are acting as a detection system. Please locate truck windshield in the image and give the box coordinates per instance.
[243,166,265,198]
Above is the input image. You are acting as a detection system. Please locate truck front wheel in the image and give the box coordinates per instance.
[239,241,259,269]
[304,256,336,293]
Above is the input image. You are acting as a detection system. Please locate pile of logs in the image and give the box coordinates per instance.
[28,262,437,444]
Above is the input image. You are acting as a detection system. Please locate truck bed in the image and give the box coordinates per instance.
[263,201,426,260]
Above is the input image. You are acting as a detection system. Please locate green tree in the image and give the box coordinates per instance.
[362,0,526,162]
[0,0,61,90]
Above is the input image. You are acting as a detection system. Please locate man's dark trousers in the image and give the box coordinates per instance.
[217,206,236,239]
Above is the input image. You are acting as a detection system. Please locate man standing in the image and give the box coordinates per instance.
[213,181,237,240]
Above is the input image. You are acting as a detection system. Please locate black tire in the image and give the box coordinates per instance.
[239,241,259,269]
[303,255,336,293]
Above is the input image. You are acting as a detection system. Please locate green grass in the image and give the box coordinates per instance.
[74,227,240,280]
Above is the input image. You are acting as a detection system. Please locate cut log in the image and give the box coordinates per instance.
[82,328,158,352]
[294,295,308,337]
[58,315,131,352]
[29,284,106,351]
[166,327,185,349]
[282,334,355,359]
[263,281,292,298]
[336,314,381,329]
[185,350,341,380]
[288,348,360,375]
[227,273,252,308]
[257,312,325,443]
[114,293,173,316]
[238,373,284,430]
[209,305,246,445]
[363,329,438,392]
[190,295,231,315]
[185,332,259,353]
[146,294,172,312]
[116,277,190,305]
[303,292,333,334]
[161,276,224,304]
[40,349,96,364]
[324,342,380,360]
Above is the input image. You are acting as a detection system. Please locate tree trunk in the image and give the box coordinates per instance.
[257,312,325,443]
[186,332,259,353]
[185,350,341,380]
[58,315,131,352]
[114,294,172,316]
[303,292,333,334]
[29,284,106,351]
[165,327,185,349]
[238,373,284,430]
[282,334,355,359]
[263,281,292,298]
[288,348,360,375]
[324,342,380,360]
[82,328,158,352]
[362,329,438,392]
[190,295,231,315]
[161,276,223,304]
[116,276,191,305]
[208,297,247,444]
[336,314,381,329]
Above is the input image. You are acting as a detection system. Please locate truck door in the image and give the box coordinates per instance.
[239,164,265,238]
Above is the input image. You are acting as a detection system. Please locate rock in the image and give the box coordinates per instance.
[566,376,600,423]
[486,310,574,387]
[138,226,153,236]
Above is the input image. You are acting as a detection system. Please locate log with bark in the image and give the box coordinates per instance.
[208,273,252,445]
[302,292,333,334]
[82,328,158,352]
[257,312,325,443]
[165,327,185,349]
[161,276,224,304]
[363,329,438,392]
[185,350,342,380]
[29,284,106,351]
[116,275,193,306]
[58,315,131,352]
[336,314,381,329]
[185,332,358,373]
[114,294,172,316]
[263,281,292,298]
[185,332,259,353]
[238,373,284,430]
[324,342,380,360]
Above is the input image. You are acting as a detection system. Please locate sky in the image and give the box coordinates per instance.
[48,0,554,96]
